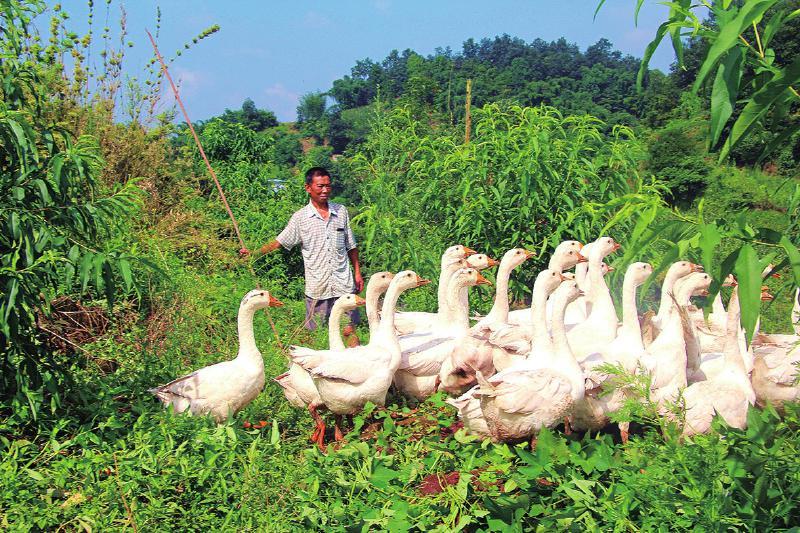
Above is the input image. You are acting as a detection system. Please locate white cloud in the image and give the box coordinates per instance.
[264,83,300,122]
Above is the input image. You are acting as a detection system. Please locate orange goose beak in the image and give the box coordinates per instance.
[476,273,492,286]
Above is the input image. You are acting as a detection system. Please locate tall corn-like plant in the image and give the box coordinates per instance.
[1,1,141,399]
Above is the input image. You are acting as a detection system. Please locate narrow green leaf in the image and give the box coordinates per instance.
[592,0,607,21]
[79,252,94,293]
[693,0,778,92]
[709,49,743,149]
[4,279,18,322]
[756,123,800,165]
[118,258,133,291]
[779,236,800,286]
[699,223,722,279]
[634,0,646,25]
[637,20,673,90]
[734,244,762,346]
[719,55,800,161]
[102,260,115,309]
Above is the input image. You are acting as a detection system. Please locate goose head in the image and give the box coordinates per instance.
[676,272,712,302]
[452,267,493,289]
[562,272,576,280]
[627,262,653,286]
[667,261,704,281]
[550,241,587,271]
[443,245,478,261]
[552,279,584,306]
[501,248,535,270]
[590,236,621,260]
[536,268,567,296]
[393,270,431,292]
[466,253,499,270]
[240,289,283,310]
[338,293,367,310]
[761,287,774,301]
[367,271,394,294]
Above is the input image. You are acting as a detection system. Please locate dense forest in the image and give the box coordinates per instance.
[2,0,800,529]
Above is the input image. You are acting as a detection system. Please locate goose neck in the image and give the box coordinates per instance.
[379,282,404,337]
[236,306,261,364]
[550,296,584,394]
[621,276,642,339]
[437,261,461,317]
[484,260,514,323]
[366,284,383,332]
[656,270,681,322]
[446,279,471,329]
[328,303,346,351]
[530,284,553,351]
[723,288,746,371]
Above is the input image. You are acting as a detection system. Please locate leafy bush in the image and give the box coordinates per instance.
[647,116,712,207]
[0,2,142,400]
[349,103,658,304]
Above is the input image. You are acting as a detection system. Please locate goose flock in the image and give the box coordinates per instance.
[151,238,800,450]
[276,237,800,448]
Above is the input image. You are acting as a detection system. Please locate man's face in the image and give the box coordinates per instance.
[305,174,332,204]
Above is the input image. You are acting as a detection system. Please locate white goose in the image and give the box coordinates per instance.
[643,260,704,345]
[393,246,475,334]
[569,263,653,439]
[506,240,584,327]
[366,271,395,331]
[446,388,491,439]
[682,286,756,436]
[566,237,621,360]
[643,272,712,407]
[437,249,535,393]
[275,293,366,417]
[150,289,283,422]
[472,280,585,445]
[394,268,491,400]
[484,269,566,373]
[291,271,429,445]
[751,286,800,411]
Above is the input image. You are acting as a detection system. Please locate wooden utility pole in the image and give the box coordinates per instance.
[465,78,472,144]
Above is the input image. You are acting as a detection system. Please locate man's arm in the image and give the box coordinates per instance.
[239,239,281,258]
[348,247,363,293]
[240,214,300,258]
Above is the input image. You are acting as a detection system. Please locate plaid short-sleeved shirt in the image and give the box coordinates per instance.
[276,201,357,300]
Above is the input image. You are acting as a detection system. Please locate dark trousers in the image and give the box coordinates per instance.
[304,296,361,331]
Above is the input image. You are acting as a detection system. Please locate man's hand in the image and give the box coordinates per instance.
[239,247,251,258]
[354,270,364,293]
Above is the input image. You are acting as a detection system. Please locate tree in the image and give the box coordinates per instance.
[220,98,277,131]
[296,92,327,124]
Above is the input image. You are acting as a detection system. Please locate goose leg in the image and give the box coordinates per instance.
[619,421,630,444]
[563,417,572,436]
[334,415,345,442]
[309,404,326,450]
[529,435,537,451]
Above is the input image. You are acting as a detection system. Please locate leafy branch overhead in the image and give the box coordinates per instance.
[611,0,800,163]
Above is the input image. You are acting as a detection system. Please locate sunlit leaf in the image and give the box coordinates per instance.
[734,244,762,346]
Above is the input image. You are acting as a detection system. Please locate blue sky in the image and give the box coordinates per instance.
[57,1,677,122]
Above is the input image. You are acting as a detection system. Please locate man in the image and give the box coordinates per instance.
[243,167,363,330]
